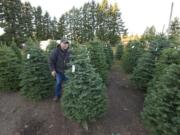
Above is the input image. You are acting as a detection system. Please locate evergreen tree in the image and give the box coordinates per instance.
[66,7,82,42]
[10,40,22,60]
[88,40,108,82]
[150,47,180,83]
[142,64,180,135]
[20,2,34,41]
[1,0,23,44]
[0,45,21,91]
[50,17,58,39]
[20,40,53,100]
[96,1,127,45]
[142,26,156,41]
[148,34,170,58]
[46,40,57,54]
[0,1,3,21]
[81,2,96,43]
[131,52,155,90]
[53,0,127,44]
[115,43,123,60]
[25,37,38,48]
[43,11,51,40]
[122,40,144,73]
[34,6,44,40]
[61,45,107,128]
[103,43,114,69]
[96,0,109,42]
[107,3,127,45]
[56,15,65,39]
[168,17,180,47]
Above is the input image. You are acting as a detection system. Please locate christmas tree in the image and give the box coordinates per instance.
[19,40,53,100]
[153,47,180,79]
[46,40,57,54]
[0,45,21,91]
[142,64,180,135]
[10,40,22,60]
[131,52,155,90]
[103,43,114,69]
[122,40,144,73]
[61,45,107,129]
[115,43,123,60]
[87,40,108,81]
[148,34,170,58]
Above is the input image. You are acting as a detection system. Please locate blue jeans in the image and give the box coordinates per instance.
[55,72,68,97]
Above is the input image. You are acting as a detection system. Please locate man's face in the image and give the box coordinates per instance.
[60,42,69,50]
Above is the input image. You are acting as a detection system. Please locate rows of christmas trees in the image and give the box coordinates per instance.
[0,39,54,100]
[0,38,114,128]
[115,18,180,135]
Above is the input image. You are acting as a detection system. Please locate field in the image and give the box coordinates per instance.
[0,61,149,135]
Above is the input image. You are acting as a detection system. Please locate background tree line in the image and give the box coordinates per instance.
[0,0,127,46]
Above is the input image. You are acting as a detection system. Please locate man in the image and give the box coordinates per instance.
[49,39,70,102]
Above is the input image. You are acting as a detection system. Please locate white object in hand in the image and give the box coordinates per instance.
[27,54,30,59]
[51,71,56,77]
[72,65,75,73]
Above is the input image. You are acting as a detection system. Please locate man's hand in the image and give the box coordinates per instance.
[51,70,56,77]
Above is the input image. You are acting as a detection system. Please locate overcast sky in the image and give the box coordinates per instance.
[0,0,180,35]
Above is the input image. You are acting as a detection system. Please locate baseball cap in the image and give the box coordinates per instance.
[60,39,69,44]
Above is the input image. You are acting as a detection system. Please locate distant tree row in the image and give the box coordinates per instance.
[119,17,180,135]
[0,0,127,46]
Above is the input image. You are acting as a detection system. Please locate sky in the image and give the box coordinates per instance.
[0,0,180,36]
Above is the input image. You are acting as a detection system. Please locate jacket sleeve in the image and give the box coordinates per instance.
[49,49,57,72]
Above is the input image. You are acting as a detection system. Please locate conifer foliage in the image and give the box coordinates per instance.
[46,40,58,54]
[88,40,108,81]
[142,64,180,135]
[61,45,107,126]
[115,43,123,60]
[131,52,155,90]
[19,40,53,100]
[103,43,114,69]
[122,40,144,73]
[0,45,21,91]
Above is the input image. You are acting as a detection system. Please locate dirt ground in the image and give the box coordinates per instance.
[0,61,150,135]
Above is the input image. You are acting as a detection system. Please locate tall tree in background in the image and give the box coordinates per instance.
[34,6,44,40]
[96,0,127,45]
[0,0,22,44]
[96,0,109,42]
[65,7,82,42]
[107,3,127,45]
[56,14,66,39]
[81,1,96,43]
[142,26,156,41]
[43,11,51,40]
[169,17,180,47]
[0,0,3,22]
[20,2,34,41]
[0,0,127,45]
[50,17,58,39]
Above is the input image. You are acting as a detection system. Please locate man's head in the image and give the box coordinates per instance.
[58,39,69,50]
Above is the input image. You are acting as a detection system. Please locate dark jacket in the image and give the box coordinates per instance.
[49,47,70,73]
